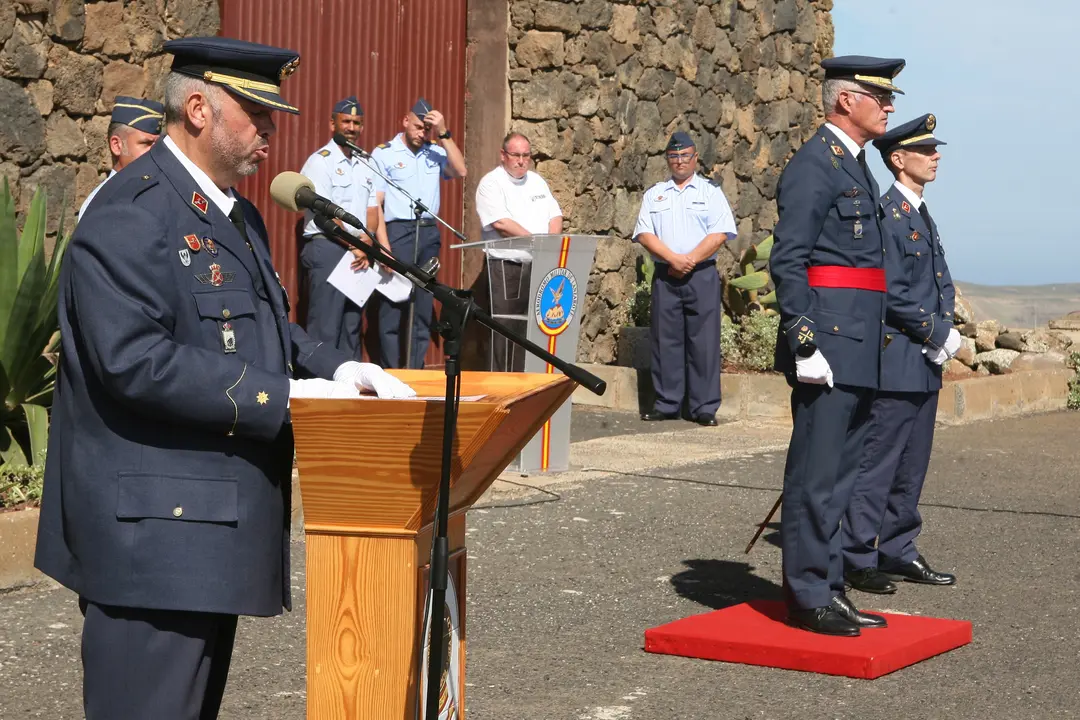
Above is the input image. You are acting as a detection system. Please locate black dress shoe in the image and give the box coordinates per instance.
[641,410,678,421]
[881,554,956,586]
[830,593,887,629]
[787,606,861,637]
[694,414,718,426]
[845,567,898,595]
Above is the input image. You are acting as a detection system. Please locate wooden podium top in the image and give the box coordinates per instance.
[290,371,575,535]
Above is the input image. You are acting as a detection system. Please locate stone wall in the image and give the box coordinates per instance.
[506,0,833,363]
[0,0,219,235]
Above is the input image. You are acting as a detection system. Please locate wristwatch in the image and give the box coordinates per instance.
[795,342,818,358]
[437,129,452,140]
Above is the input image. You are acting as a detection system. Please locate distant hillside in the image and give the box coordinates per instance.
[955,282,1080,330]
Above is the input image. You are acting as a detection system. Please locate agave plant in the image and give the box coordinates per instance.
[0,178,71,467]
[725,233,777,316]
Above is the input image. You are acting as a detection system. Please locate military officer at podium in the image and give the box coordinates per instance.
[633,131,736,427]
[843,114,960,596]
[372,97,467,369]
[299,95,390,358]
[78,95,164,219]
[34,37,414,720]
[771,56,905,636]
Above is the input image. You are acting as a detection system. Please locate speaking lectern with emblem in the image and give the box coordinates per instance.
[289,369,575,719]
[451,234,600,474]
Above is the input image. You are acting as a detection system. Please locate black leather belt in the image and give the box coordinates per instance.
[387,218,436,227]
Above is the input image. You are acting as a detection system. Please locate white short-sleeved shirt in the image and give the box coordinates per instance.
[632,173,737,260]
[77,169,117,220]
[300,139,380,238]
[370,133,449,221]
[475,167,563,241]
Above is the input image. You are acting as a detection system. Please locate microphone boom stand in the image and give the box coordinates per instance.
[310,212,604,720]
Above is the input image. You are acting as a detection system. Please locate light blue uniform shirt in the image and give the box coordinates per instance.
[632,173,737,261]
[300,139,379,238]
[370,133,449,221]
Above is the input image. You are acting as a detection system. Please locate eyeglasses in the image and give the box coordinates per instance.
[503,151,532,160]
[665,151,696,163]
[847,89,896,106]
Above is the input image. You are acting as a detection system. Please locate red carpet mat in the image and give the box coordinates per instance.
[644,600,972,679]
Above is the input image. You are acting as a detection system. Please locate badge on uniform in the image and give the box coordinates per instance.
[191,191,209,214]
[830,144,845,157]
[901,200,911,214]
[204,237,219,256]
[394,161,406,169]
[184,234,202,252]
[854,219,864,239]
[910,231,920,241]
[194,263,235,286]
[831,157,840,170]
[178,248,191,266]
[892,207,902,220]
[843,187,860,197]
[655,195,665,202]
[335,168,344,176]
[220,321,237,353]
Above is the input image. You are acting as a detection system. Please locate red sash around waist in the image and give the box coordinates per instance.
[807,265,886,292]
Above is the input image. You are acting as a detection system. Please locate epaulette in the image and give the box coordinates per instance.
[376,142,390,149]
[318,149,331,157]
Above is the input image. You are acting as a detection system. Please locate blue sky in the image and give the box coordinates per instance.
[831,0,1077,285]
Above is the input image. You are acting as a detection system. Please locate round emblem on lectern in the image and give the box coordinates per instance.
[534,267,578,337]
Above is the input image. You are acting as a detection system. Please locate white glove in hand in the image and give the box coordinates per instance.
[922,346,949,366]
[334,361,417,399]
[288,378,361,402]
[795,350,834,388]
[944,328,962,357]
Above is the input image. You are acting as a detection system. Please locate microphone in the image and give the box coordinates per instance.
[269,171,364,229]
[332,132,371,159]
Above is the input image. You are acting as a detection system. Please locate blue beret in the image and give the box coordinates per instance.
[821,55,906,94]
[333,95,363,116]
[411,97,433,119]
[666,131,695,151]
[110,96,164,135]
[163,36,301,115]
[873,114,945,156]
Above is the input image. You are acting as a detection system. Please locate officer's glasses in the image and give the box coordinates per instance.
[503,151,532,160]
[847,89,896,106]
[666,151,696,164]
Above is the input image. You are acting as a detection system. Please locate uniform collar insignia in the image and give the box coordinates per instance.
[900,200,911,214]
[830,144,845,157]
[192,191,209,214]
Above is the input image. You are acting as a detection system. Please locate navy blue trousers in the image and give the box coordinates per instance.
[843,390,939,570]
[300,235,362,359]
[649,262,721,418]
[378,220,441,368]
[781,383,875,609]
[80,599,238,720]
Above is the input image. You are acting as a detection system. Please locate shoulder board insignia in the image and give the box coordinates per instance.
[377,142,390,149]
[830,144,845,157]
[318,149,331,157]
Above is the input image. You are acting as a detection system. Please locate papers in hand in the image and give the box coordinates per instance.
[327,251,413,307]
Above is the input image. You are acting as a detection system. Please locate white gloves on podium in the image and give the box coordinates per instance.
[288,362,417,403]
[795,350,834,388]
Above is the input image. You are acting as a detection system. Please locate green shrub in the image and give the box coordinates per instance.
[0,459,45,508]
[1068,352,1080,410]
[721,313,740,363]
[625,254,655,327]
[736,310,780,371]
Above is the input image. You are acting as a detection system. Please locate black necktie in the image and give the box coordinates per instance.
[856,149,871,179]
[228,203,267,297]
[918,202,933,232]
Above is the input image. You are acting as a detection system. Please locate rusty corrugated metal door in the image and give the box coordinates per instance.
[219,0,466,366]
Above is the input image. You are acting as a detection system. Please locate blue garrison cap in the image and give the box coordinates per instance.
[666,131,695,152]
[821,55,906,94]
[163,36,301,115]
[333,95,363,116]
[110,96,164,135]
[411,97,433,119]
[873,114,945,156]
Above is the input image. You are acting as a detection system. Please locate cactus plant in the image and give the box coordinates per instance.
[626,253,655,327]
[725,234,777,316]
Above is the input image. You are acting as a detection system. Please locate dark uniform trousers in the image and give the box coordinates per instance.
[843,391,938,570]
[378,219,441,368]
[649,260,721,418]
[300,235,362,359]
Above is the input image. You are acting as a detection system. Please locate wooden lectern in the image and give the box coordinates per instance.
[290,370,575,719]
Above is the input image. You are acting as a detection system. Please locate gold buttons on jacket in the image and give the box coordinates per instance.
[222,309,232,319]
[833,326,839,332]
[173,506,183,518]
[937,272,942,278]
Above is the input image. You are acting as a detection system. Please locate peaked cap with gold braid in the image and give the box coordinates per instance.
[110,95,165,134]
[821,54,906,95]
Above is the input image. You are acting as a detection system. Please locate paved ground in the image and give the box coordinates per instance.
[2,407,1079,719]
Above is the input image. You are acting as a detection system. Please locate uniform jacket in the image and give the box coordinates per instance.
[771,125,887,389]
[879,187,956,392]
[35,140,348,617]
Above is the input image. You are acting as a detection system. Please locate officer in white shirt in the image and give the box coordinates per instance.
[299,95,389,359]
[633,131,737,426]
[78,96,163,220]
[475,132,562,241]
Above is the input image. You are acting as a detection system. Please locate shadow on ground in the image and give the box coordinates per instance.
[670,558,783,610]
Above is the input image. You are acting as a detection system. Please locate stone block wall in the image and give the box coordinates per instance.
[506,0,833,362]
[0,0,219,235]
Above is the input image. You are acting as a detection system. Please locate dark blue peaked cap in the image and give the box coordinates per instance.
[334,95,363,116]
[666,131,695,151]
[163,36,301,115]
[821,55,906,94]
[873,114,946,156]
[110,96,164,134]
